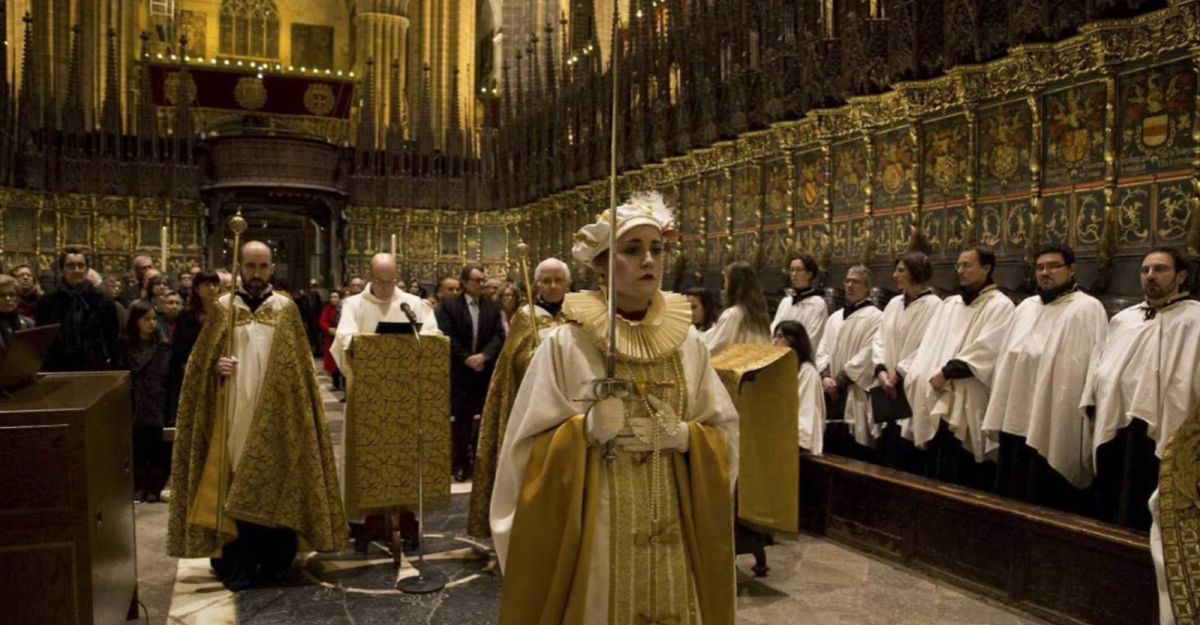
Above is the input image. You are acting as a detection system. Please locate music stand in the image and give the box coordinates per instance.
[0,325,60,396]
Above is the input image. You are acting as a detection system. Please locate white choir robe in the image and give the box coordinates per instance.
[772,290,829,348]
[816,304,884,446]
[491,324,739,621]
[330,286,443,372]
[1079,298,1200,625]
[797,361,826,454]
[874,292,941,441]
[981,290,1108,488]
[221,291,287,472]
[906,286,1015,460]
[703,304,772,356]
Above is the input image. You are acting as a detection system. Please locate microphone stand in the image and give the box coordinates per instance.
[396,302,446,594]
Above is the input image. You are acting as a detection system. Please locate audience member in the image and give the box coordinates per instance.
[10,263,43,318]
[497,283,521,333]
[36,248,121,372]
[320,290,345,391]
[119,301,172,502]
[168,270,220,427]
[0,275,35,353]
[119,254,154,306]
[156,290,183,339]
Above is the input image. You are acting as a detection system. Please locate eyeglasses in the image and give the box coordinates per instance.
[1035,262,1067,273]
[467,277,487,284]
[0,292,18,301]
[844,278,866,286]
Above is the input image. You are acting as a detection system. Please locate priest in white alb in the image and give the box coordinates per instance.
[771,252,829,347]
[982,244,1107,510]
[816,265,883,449]
[906,246,1015,487]
[1078,247,1200,625]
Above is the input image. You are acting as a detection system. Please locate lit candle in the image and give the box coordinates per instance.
[391,233,397,258]
[162,225,170,273]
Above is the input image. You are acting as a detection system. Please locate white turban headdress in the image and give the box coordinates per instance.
[571,192,678,265]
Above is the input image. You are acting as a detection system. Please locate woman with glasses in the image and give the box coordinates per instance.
[771,253,828,348]
[0,275,34,354]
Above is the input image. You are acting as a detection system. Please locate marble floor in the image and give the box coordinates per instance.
[132,370,1054,625]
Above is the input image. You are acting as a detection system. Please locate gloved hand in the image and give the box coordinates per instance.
[586,397,626,445]
[614,395,690,453]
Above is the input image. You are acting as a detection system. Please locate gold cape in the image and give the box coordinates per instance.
[468,307,554,538]
[497,416,736,625]
[167,296,349,558]
[1160,405,1200,624]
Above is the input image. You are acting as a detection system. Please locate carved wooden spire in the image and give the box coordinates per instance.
[63,24,86,155]
[356,57,377,171]
[385,57,404,172]
[447,66,463,164]
[416,62,434,158]
[136,32,158,162]
[100,27,122,156]
[173,35,194,165]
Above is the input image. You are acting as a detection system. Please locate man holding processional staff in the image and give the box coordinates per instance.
[168,232,347,592]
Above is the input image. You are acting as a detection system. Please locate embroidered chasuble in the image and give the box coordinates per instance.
[711,344,800,534]
[469,304,557,538]
[1158,405,1200,625]
[492,290,739,625]
[168,292,348,558]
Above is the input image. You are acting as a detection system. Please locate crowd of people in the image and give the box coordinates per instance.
[3,222,1196,620]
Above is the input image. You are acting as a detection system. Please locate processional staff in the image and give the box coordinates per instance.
[516,242,540,349]
[216,209,248,537]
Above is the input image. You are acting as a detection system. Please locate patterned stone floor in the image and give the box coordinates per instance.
[133,370,1054,625]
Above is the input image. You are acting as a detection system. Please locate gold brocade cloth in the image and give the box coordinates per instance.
[711,344,800,534]
[167,298,349,558]
[469,309,554,537]
[1160,406,1200,624]
[344,334,451,516]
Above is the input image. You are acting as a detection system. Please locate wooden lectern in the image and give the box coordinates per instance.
[343,334,452,560]
[0,372,138,625]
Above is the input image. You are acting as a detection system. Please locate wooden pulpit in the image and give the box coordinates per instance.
[343,334,452,518]
[0,372,138,625]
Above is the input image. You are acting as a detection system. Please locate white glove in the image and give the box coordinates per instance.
[614,395,690,453]
[586,397,626,445]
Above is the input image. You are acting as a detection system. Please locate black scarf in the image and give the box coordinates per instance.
[1144,292,1192,321]
[1036,281,1077,305]
[537,296,564,318]
[958,279,994,306]
[843,298,874,319]
[903,289,933,308]
[57,278,94,355]
[0,310,20,347]
[791,287,819,305]
[237,288,272,313]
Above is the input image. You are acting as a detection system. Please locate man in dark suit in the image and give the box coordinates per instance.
[36,247,121,372]
[435,265,506,482]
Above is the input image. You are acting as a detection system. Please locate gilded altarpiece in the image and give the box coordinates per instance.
[830,139,868,261]
[872,128,915,261]
[793,149,828,263]
[978,99,1035,255]
[1044,82,1107,248]
[731,165,761,263]
[1117,61,1197,252]
[922,115,970,255]
[703,173,728,271]
[679,178,704,277]
[762,159,792,269]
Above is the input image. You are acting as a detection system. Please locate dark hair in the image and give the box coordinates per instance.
[723,261,772,336]
[774,321,815,367]
[897,251,933,285]
[9,263,34,276]
[178,270,193,280]
[439,276,460,290]
[787,252,818,275]
[964,246,997,280]
[123,300,167,348]
[1035,244,1076,266]
[145,274,168,298]
[460,264,486,283]
[186,270,220,316]
[1146,247,1189,274]
[685,286,720,331]
[58,247,89,271]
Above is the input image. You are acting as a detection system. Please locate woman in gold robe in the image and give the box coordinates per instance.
[491,193,739,625]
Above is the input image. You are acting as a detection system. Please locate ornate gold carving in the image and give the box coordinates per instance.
[234,77,268,111]
[303,83,337,116]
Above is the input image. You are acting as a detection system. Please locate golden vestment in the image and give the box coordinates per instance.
[469,305,556,538]
[167,294,349,558]
[493,291,739,625]
[1159,405,1200,624]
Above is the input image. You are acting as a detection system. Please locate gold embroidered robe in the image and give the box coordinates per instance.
[468,304,556,538]
[492,291,739,625]
[167,291,349,558]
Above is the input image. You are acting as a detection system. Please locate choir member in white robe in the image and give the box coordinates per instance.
[1077,248,1200,625]
[982,245,1108,508]
[872,252,940,468]
[493,193,740,625]
[816,266,884,448]
[704,260,773,355]
[771,252,829,348]
[906,247,1014,486]
[774,320,825,454]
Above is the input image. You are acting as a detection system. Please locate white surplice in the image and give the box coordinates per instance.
[981,290,1108,487]
[218,291,285,472]
[491,323,739,625]
[816,303,884,446]
[873,292,941,441]
[797,361,826,454]
[772,289,829,348]
[906,286,1015,459]
[330,286,442,372]
[1080,297,1200,625]
[703,303,772,356]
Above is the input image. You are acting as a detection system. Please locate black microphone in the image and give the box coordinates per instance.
[400,302,418,325]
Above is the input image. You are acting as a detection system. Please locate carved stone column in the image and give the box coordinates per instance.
[356,7,410,143]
